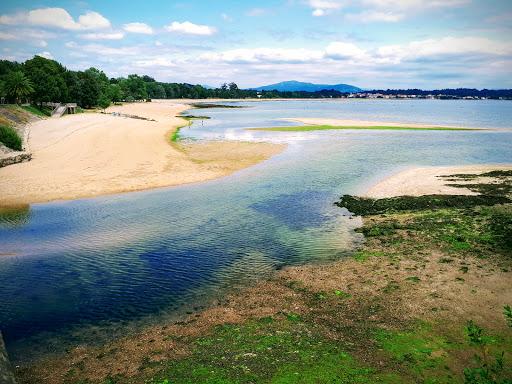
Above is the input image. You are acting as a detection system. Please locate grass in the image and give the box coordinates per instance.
[20,104,51,117]
[0,124,22,150]
[150,318,399,384]
[247,125,477,132]
[170,121,192,143]
[374,322,452,381]
[170,129,181,142]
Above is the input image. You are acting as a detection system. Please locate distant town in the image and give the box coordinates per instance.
[252,88,512,100]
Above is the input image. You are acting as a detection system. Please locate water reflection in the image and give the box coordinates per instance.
[0,205,31,230]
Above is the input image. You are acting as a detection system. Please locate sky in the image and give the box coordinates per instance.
[0,0,511,89]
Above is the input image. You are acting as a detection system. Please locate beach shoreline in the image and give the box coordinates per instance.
[0,100,284,207]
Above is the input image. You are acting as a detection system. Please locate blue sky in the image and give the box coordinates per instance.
[0,0,511,88]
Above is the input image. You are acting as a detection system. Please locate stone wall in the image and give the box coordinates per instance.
[0,124,32,168]
[0,332,17,384]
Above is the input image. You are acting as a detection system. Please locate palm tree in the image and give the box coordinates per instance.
[5,71,34,104]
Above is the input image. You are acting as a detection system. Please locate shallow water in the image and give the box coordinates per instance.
[1,99,511,360]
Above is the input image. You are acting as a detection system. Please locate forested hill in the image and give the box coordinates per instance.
[0,56,511,110]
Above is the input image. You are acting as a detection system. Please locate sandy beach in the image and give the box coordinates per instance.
[366,164,512,198]
[283,117,469,128]
[0,101,283,207]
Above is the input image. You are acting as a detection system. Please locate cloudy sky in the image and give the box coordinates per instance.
[0,0,511,89]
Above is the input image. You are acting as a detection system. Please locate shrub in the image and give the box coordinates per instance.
[0,125,22,150]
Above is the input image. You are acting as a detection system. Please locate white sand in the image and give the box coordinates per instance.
[0,100,283,206]
[366,165,512,198]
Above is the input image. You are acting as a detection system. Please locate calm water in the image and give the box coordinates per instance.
[1,99,511,360]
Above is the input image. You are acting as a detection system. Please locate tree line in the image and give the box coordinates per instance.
[0,55,338,109]
[0,55,510,109]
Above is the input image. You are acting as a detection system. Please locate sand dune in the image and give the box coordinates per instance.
[0,101,283,206]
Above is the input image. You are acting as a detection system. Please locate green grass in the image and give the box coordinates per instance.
[248,125,477,132]
[151,318,400,384]
[170,129,181,142]
[374,322,453,382]
[170,123,189,142]
[20,104,51,117]
[0,124,22,150]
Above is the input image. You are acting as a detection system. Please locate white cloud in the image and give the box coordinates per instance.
[202,47,324,64]
[134,58,175,67]
[198,37,512,71]
[324,42,367,59]
[342,0,469,22]
[0,32,16,40]
[377,37,512,64]
[0,8,110,30]
[165,21,217,36]
[155,40,163,46]
[71,43,140,56]
[0,29,50,47]
[36,51,53,59]
[80,32,125,40]
[361,0,469,9]
[123,22,154,34]
[308,0,345,16]
[346,10,404,22]
[77,11,111,29]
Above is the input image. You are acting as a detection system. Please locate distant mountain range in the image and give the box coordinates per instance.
[249,80,362,93]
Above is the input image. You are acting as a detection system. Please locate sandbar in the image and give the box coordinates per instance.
[366,164,512,198]
[282,117,483,129]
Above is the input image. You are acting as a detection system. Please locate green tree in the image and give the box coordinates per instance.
[0,80,5,99]
[98,93,110,110]
[106,83,123,103]
[23,55,67,104]
[125,74,147,100]
[5,71,34,103]
[0,60,22,82]
[146,82,166,99]
[79,70,101,108]
[65,70,83,105]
